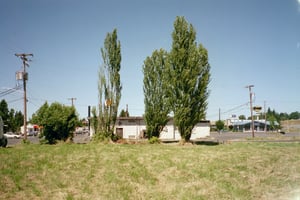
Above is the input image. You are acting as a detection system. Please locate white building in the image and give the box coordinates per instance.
[113,117,210,140]
[20,124,39,135]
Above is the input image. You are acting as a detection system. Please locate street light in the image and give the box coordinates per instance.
[246,85,255,138]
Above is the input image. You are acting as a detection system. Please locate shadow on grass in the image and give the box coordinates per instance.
[192,141,220,146]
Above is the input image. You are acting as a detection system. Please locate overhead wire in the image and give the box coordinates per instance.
[0,85,22,98]
[206,102,250,119]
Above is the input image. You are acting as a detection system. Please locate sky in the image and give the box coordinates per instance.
[0,0,300,121]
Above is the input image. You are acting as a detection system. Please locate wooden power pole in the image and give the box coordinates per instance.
[15,53,33,141]
[246,85,255,138]
[68,98,77,107]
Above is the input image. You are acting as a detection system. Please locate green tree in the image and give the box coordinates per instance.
[97,29,122,140]
[267,115,278,131]
[0,100,23,133]
[279,112,289,121]
[119,109,129,117]
[143,49,170,138]
[0,116,7,147]
[8,109,24,133]
[0,100,9,132]
[12,110,23,132]
[168,16,210,142]
[266,108,280,122]
[31,102,49,125]
[239,115,246,120]
[31,102,78,144]
[289,111,300,120]
[216,120,225,133]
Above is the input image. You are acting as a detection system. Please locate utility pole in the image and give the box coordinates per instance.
[68,97,77,107]
[15,53,33,141]
[264,101,267,132]
[88,105,91,135]
[246,85,255,138]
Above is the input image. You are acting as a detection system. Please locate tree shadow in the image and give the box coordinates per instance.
[192,140,220,146]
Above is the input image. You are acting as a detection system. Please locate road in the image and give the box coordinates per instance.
[209,131,300,143]
[6,133,90,147]
[5,132,300,147]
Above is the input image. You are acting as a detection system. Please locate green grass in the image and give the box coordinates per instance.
[0,142,300,200]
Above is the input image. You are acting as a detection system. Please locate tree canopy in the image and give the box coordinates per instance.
[216,120,225,132]
[143,16,211,142]
[31,102,78,144]
[143,49,170,138]
[0,99,23,133]
[169,16,210,141]
[96,29,122,140]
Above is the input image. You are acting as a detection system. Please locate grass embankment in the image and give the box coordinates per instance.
[0,142,299,200]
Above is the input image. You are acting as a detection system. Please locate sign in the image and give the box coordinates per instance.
[253,106,262,113]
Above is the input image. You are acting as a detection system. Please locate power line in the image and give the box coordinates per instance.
[206,102,249,119]
[6,98,23,104]
[0,86,22,98]
[221,103,249,115]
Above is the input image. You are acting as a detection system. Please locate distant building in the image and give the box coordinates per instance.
[231,120,279,132]
[20,124,40,136]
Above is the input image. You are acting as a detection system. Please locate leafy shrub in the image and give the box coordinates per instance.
[22,139,31,145]
[31,102,79,144]
[111,134,121,142]
[92,132,110,143]
[39,137,48,145]
[0,136,7,147]
[149,136,161,144]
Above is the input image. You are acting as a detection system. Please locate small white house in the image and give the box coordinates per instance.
[115,117,146,139]
[114,117,210,140]
[20,124,39,135]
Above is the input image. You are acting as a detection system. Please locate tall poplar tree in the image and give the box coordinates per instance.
[97,29,122,139]
[143,49,170,138]
[169,16,210,141]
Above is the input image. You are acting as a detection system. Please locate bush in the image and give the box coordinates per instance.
[92,132,110,143]
[0,136,7,147]
[149,136,161,144]
[111,134,121,142]
[39,137,48,145]
[22,139,31,145]
[31,102,79,144]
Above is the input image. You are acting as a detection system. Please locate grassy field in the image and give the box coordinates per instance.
[0,142,299,200]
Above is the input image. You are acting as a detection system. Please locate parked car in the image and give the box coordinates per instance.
[4,132,21,139]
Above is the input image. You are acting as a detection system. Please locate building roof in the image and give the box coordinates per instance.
[232,120,279,126]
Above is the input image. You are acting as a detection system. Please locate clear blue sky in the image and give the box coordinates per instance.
[1,0,300,121]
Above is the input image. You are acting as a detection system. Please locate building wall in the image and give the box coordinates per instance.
[191,122,211,139]
[159,120,181,140]
[115,117,146,139]
[20,124,36,134]
[115,117,210,140]
[232,120,273,132]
